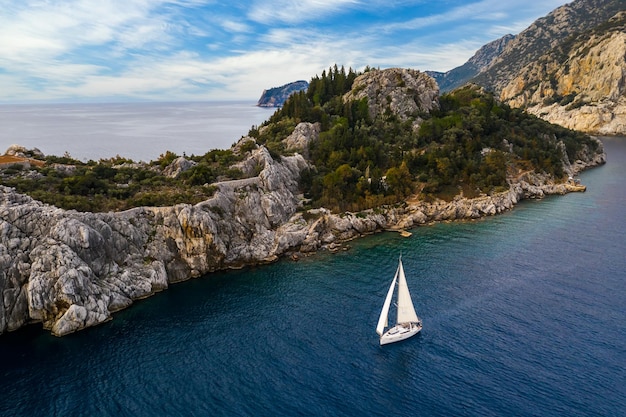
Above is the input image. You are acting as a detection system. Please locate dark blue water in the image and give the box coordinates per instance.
[2,137,625,417]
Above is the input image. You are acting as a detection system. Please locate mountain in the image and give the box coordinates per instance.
[498,11,626,134]
[257,80,309,107]
[435,0,626,135]
[427,34,514,92]
[473,0,625,94]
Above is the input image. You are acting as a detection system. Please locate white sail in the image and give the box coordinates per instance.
[376,268,398,336]
[396,259,419,324]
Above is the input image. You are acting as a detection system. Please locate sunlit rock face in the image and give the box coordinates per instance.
[500,23,626,135]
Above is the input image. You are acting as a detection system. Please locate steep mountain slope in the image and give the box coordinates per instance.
[434,0,626,134]
[428,34,514,92]
[500,12,626,134]
[473,0,625,94]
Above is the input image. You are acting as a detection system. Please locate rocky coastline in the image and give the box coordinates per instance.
[0,136,606,337]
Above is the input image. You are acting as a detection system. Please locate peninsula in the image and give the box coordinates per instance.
[0,67,605,336]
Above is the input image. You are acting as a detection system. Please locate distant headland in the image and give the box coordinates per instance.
[257,80,309,107]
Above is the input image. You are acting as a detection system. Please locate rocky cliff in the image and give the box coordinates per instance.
[432,0,626,135]
[499,12,626,135]
[257,80,309,107]
[0,148,310,336]
[473,0,624,94]
[431,0,622,93]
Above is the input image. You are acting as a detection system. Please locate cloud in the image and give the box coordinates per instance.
[247,0,360,25]
[0,0,570,103]
[221,20,252,34]
[380,0,563,34]
[0,0,215,61]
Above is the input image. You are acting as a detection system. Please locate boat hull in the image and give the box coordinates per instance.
[380,322,422,345]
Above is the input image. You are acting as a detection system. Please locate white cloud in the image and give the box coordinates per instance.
[248,0,360,25]
[221,20,252,34]
[0,0,204,63]
[381,0,564,34]
[0,0,571,102]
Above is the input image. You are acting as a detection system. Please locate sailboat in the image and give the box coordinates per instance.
[376,256,422,345]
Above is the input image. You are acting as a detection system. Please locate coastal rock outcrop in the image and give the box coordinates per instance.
[0,147,308,336]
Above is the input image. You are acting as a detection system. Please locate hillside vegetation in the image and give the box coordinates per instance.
[250,67,598,212]
[0,149,247,212]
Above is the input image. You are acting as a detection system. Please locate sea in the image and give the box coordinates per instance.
[0,101,274,162]
[0,102,625,417]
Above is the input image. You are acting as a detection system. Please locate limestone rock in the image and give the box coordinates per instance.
[0,146,312,336]
[343,68,439,124]
[4,145,45,159]
[163,157,197,179]
[283,122,320,158]
[499,14,626,135]
[474,0,625,95]
[232,137,258,156]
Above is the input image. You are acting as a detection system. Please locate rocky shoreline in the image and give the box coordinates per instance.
[0,138,605,337]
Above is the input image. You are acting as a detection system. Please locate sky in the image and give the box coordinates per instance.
[0,0,568,104]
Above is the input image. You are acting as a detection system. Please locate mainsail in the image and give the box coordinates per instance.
[396,260,419,324]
